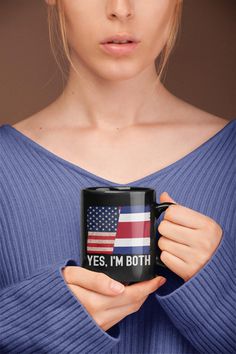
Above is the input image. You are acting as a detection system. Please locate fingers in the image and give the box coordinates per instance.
[160,251,187,279]
[158,236,190,260]
[123,276,166,299]
[164,204,208,229]
[66,283,113,314]
[66,278,163,333]
[64,274,166,312]
[62,266,125,295]
[65,282,145,332]
[158,219,196,246]
[104,276,166,309]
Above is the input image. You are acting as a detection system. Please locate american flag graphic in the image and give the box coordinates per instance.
[86,205,151,254]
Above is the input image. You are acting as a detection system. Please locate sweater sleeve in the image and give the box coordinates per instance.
[155,228,236,354]
[0,258,120,354]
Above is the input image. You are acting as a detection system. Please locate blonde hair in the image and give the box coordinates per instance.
[46,1,183,85]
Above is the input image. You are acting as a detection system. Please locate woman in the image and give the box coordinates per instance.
[0,1,235,353]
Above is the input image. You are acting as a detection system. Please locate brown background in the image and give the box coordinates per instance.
[0,0,235,125]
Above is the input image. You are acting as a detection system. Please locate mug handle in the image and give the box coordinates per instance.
[154,202,177,268]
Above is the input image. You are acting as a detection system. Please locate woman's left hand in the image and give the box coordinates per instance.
[157,192,223,282]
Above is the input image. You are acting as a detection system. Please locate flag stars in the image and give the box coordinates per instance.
[86,205,120,232]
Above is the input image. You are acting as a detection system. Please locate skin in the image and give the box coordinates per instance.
[62,266,166,331]
[158,192,222,282]
[12,0,225,331]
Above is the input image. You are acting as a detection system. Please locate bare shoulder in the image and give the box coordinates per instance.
[12,115,40,136]
[11,104,57,141]
[187,110,230,132]
[152,85,231,137]
[170,93,231,134]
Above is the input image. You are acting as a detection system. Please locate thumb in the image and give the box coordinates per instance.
[159,191,177,204]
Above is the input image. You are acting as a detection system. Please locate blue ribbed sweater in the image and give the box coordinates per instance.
[0,120,235,354]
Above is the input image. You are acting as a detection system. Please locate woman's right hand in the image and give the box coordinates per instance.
[62,266,166,332]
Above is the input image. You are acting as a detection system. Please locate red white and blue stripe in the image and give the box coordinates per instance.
[86,205,151,255]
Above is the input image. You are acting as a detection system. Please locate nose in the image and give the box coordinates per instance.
[107,0,134,21]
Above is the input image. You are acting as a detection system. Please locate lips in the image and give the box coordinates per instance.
[100,41,139,56]
[100,33,140,44]
[107,40,133,44]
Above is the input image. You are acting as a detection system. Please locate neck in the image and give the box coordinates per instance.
[53,62,174,131]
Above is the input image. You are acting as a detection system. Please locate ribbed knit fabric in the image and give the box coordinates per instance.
[0,119,235,354]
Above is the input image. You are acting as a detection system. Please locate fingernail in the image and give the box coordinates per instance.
[110,281,125,293]
[159,278,166,286]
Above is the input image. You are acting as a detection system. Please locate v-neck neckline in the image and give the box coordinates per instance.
[1,119,235,187]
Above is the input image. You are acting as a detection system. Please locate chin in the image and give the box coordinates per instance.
[94,61,146,82]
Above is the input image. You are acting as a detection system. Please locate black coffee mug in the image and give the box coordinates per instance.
[80,186,176,284]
